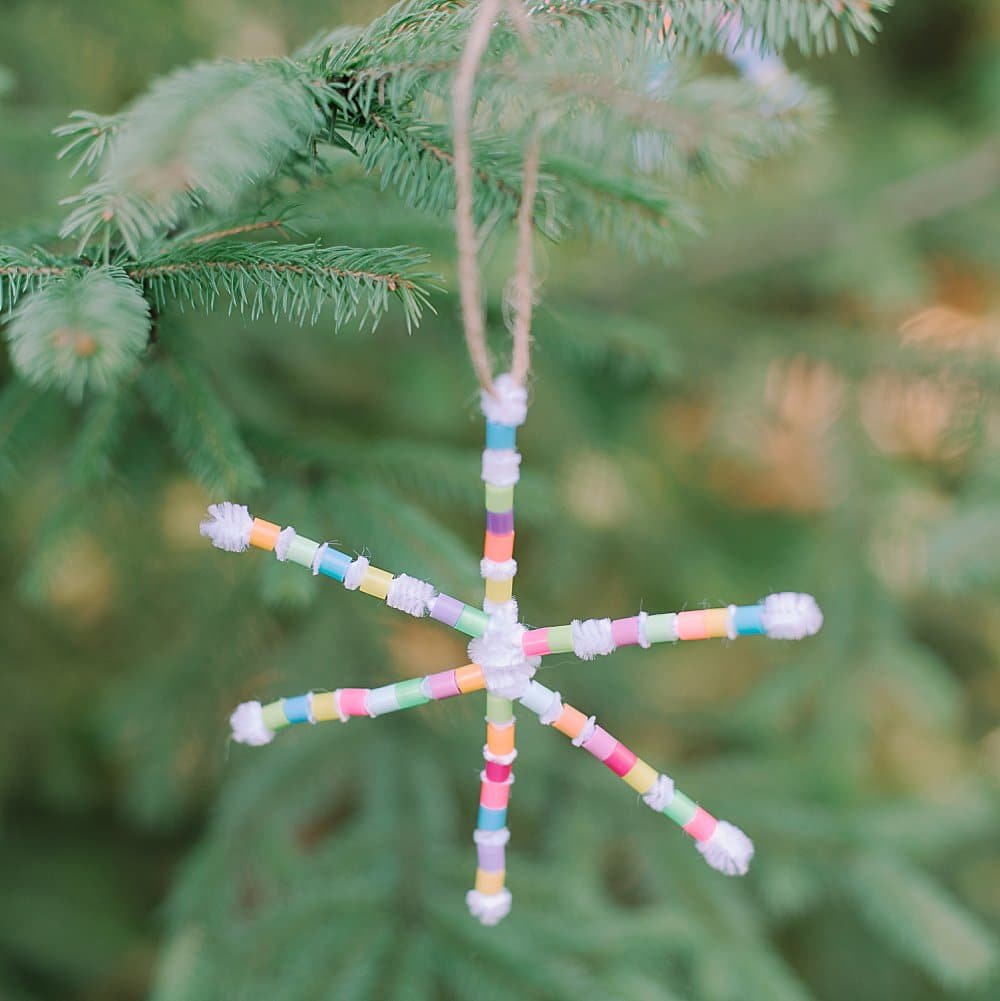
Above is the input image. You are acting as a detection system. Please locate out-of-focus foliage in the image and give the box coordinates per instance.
[0,2,998,1000]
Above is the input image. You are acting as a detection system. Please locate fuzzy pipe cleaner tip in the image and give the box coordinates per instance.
[466,888,513,926]
[761,592,823,640]
[696,820,754,876]
[200,502,253,552]
[230,701,274,746]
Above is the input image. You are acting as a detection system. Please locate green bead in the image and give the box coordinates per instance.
[262,700,289,731]
[455,605,488,637]
[645,613,677,644]
[394,678,429,710]
[547,624,574,653]
[663,790,698,827]
[485,484,514,513]
[286,534,320,569]
[486,693,514,723]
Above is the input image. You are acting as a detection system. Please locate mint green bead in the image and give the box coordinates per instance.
[645,613,677,644]
[262,700,290,731]
[456,605,488,637]
[486,693,514,723]
[286,534,320,569]
[394,678,429,709]
[663,790,698,826]
[547,624,574,653]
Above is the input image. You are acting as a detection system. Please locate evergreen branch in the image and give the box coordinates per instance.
[0,246,66,312]
[186,220,289,246]
[128,240,436,331]
[53,110,121,176]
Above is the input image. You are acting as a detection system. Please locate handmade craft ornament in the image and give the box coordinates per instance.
[204,376,823,925]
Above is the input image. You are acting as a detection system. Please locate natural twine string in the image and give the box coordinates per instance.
[452,0,539,397]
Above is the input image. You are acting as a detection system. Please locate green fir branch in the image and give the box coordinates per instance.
[128,240,436,331]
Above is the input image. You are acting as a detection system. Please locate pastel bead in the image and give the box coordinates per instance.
[455,605,488,637]
[663,790,699,827]
[485,759,511,783]
[485,509,515,534]
[683,806,718,842]
[475,868,506,894]
[604,742,638,777]
[311,692,340,722]
[733,604,766,636]
[286,534,320,569]
[430,593,464,627]
[623,759,658,794]
[485,484,514,513]
[283,694,312,725]
[394,678,429,710]
[521,629,550,657]
[485,577,513,605]
[582,725,617,762]
[644,613,678,643]
[426,670,461,700]
[477,806,507,831]
[546,624,574,653]
[486,694,514,723]
[316,546,352,582]
[249,518,281,551]
[703,607,731,638]
[484,531,515,562]
[518,680,554,716]
[454,664,486,693]
[480,779,511,810]
[337,688,370,717]
[360,565,393,600]
[261,700,288,731]
[485,421,517,450]
[611,616,641,647]
[366,685,400,716]
[487,721,515,756]
[477,842,506,872]
[553,705,589,740]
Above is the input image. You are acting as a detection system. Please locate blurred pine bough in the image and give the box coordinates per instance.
[1,1,999,1000]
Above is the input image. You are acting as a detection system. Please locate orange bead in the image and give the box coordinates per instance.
[487,721,515,756]
[249,518,281,551]
[484,531,515,562]
[475,869,506,894]
[553,705,588,740]
[703,607,730,638]
[454,664,486,694]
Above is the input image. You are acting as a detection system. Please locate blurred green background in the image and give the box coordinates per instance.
[1,2,999,999]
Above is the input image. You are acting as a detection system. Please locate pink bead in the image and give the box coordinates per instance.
[480,778,512,809]
[426,670,461,700]
[603,742,638,777]
[485,760,511,782]
[676,610,710,641]
[582,725,617,762]
[683,807,718,842]
[338,688,370,717]
[521,629,550,657]
[611,616,641,647]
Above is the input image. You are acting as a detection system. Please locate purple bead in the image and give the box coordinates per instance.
[486,509,514,535]
[430,593,464,627]
[477,842,506,871]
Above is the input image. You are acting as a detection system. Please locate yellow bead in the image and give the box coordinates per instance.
[312,692,340,722]
[475,869,506,894]
[360,566,394,600]
[485,576,513,604]
[623,759,658,794]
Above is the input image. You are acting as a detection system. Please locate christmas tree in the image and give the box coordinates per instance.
[1,1,998,999]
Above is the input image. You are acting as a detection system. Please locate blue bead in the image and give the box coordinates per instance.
[317,546,352,582]
[485,421,517,450]
[477,806,507,831]
[733,605,766,636]
[283,694,312,724]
